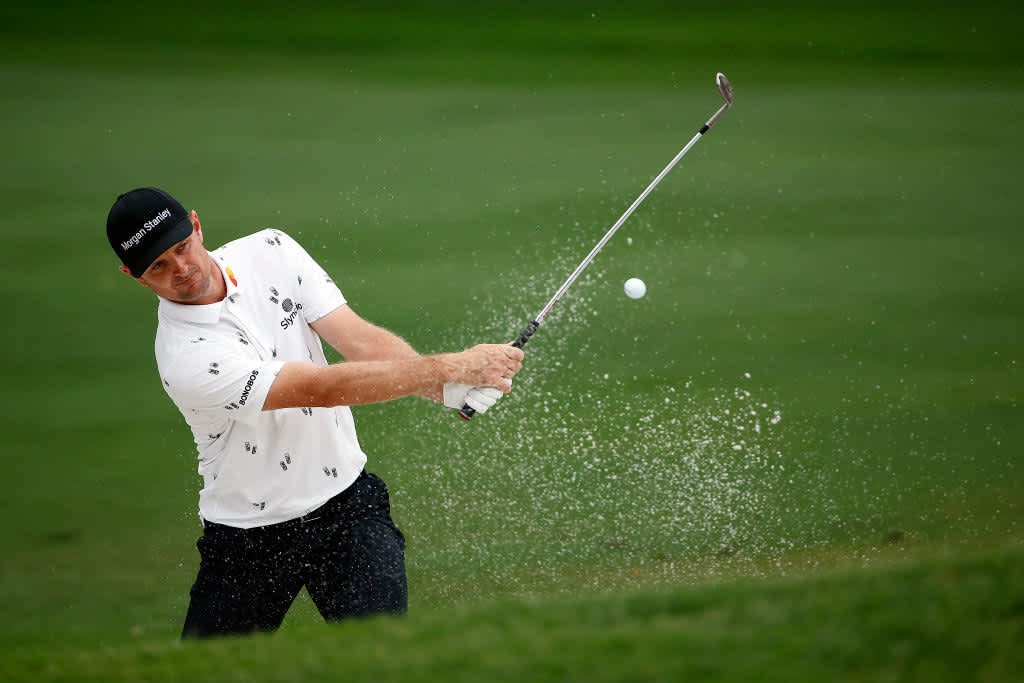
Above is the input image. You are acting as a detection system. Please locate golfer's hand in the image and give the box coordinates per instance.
[443,383,505,414]
[441,343,522,415]
[446,343,523,390]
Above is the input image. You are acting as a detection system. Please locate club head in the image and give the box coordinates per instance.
[716,72,734,106]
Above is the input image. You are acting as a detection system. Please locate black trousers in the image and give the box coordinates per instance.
[181,470,407,639]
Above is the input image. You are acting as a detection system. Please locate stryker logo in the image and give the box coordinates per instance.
[238,369,259,405]
[280,302,303,329]
[120,208,172,251]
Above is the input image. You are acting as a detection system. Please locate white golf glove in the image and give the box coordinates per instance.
[443,382,505,414]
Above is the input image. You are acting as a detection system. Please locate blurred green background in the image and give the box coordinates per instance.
[0,0,1021,670]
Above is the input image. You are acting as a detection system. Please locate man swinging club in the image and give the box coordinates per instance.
[106,187,523,638]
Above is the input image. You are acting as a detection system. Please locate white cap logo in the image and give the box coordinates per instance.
[120,208,172,251]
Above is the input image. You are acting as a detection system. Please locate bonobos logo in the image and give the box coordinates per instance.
[238,369,259,405]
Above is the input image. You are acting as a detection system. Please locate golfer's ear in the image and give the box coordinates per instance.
[119,265,149,288]
[190,210,203,243]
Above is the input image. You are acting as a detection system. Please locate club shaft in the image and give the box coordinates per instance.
[534,101,729,323]
[459,79,732,420]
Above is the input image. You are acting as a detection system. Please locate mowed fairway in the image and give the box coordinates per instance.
[1,1,1022,679]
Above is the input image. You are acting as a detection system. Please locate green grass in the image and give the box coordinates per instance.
[3,544,1021,681]
[1,0,1022,678]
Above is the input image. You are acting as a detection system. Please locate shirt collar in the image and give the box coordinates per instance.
[157,251,242,325]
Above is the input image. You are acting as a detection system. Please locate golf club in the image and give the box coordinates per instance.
[461,73,735,420]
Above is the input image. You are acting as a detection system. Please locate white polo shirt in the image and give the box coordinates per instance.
[155,229,367,528]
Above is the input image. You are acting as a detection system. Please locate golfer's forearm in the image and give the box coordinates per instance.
[334,327,444,402]
[310,309,445,401]
[350,327,444,402]
[417,382,444,403]
[265,357,454,410]
[343,326,420,363]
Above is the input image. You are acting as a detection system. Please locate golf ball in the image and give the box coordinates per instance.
[624,277,646,299]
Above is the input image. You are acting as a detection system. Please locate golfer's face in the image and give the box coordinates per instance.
[139,225,214,303]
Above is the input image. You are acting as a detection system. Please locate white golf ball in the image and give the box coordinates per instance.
[624,277,646,299]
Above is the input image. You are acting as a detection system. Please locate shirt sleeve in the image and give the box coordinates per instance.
[274,230,347,324]
[160,336,286,426]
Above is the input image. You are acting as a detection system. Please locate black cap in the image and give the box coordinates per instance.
[107,187,194,277]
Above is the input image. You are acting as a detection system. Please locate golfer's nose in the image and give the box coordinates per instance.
[171,252,190,274]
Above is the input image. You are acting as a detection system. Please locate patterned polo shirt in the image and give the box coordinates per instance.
[155,229,366,528]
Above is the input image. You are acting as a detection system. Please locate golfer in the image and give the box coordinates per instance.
[106,187,523,638]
